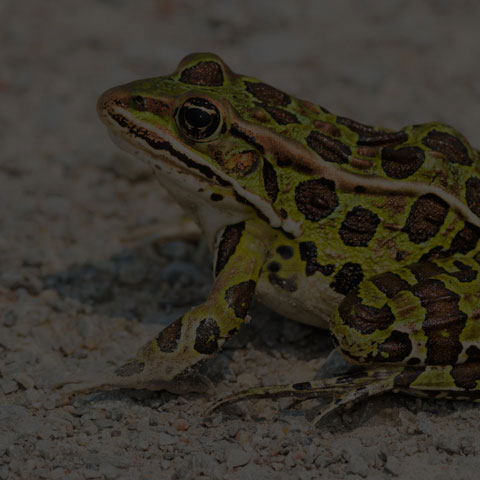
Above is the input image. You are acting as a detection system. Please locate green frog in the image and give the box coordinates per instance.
[81,53,480,421]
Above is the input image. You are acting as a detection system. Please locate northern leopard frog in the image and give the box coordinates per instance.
[85,53,480,421]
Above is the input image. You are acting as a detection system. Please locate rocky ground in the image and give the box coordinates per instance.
[1,1,480,479]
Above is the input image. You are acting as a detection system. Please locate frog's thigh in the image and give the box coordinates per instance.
[331,256,480,367]
[394,363,480,399]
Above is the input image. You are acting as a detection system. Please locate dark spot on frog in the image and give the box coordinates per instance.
[276,245,294,259]
[358,130,408,147]
[449,222,480,254]
[313,120,341,137]
[422,129,473,166]
[279,208,288,219]
[306,131,351,164]
[451,363,480,390]
[369,330,413,363]
[225,280,256,319]
[393,366,425,388]
[371,271,410,298]
[337,292,395,335]
[408,261,447,282]
[180,61,224,86]
[403,194,449,244]
[295,178,338,221]
[275,153,292,167]
[114,360,145,377]
[407,357,421,365]
[262,158,279,202]
[331,262,364,295]
[354,186,366,194]
[336,116,377,134]
[215,222,245,277]
[156,317,183,353]
[381,146,425,179]
[336,116,409,148]
[262,104,299,125]
[449,260,478,283]
[245,81,291,106]
[194,318,221,355]
[465,176,480,217]
[292,382,312,391]
[299,241,334,276]
[210,193,223,201]
[339,206,380,247]
[268,272,298,292]
[131,95,146,110]
[412,278,467,365]
[267,261,281,273]
[465,345,480,362]
[418,246,450,263]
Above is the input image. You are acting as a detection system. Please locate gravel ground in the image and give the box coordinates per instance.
[1,1,480,479]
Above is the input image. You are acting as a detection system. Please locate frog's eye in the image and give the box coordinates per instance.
[176,97,222,142]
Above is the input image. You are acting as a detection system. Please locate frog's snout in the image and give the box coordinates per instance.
[96,85,131,121]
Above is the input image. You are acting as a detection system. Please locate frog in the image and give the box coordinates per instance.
[73,52,480,422]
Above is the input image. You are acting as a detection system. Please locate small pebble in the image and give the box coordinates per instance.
[271,462,284,471]
[157,432,176,446]
[174,418,189,431]
[384,455,402,476]
[13,373,35,390]
[225,447,251,468]
[0,379,18,394]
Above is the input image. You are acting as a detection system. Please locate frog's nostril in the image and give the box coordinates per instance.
[132,95,146,110]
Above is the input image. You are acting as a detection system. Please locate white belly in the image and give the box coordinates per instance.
[255,270,343,330]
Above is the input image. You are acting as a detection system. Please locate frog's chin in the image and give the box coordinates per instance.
[107,130,250,247]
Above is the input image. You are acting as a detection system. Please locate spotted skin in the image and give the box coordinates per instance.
[84,52,480,421]
[214,222,245,277]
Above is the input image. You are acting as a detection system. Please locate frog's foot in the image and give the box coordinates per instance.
[208,367,402,424]
[54,358,213,404]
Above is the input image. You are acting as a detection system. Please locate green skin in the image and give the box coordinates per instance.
[73,53,480,421]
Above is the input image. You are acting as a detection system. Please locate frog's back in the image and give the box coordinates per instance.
[175,54,480,218]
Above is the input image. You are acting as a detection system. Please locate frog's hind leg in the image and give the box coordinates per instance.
[208,366,403,424]
[393,363,480,401]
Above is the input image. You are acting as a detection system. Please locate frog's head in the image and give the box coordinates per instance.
[97,53,318,241]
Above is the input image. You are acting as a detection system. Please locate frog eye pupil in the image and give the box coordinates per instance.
[185,107,211,128]
[177,97,221,141]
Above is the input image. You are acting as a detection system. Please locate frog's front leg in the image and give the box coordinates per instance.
[61,221,268,396]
